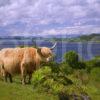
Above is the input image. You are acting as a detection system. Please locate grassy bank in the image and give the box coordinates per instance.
[0,72,100,100]
[0,80,58,100]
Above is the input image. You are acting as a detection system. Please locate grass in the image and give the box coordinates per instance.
[88,81,100,100]
[0,77,58,100]
[0,71,100,100]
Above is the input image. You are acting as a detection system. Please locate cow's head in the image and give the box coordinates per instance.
[37,43,57,62]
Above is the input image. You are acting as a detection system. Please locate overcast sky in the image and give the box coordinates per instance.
[0,0,100,36]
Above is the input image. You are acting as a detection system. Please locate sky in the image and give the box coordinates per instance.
[0,0,100,36]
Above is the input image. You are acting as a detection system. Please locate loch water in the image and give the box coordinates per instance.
[0,39,100,62]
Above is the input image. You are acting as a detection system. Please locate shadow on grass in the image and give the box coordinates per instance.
[58,92,91,100]
[58,92,69,100]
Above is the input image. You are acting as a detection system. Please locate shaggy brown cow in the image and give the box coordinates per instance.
[0,43,56,85]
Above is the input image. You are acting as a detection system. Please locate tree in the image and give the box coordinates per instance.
[64,51,79,69]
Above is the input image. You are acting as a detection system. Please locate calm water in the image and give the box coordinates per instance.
[0,39,100,62]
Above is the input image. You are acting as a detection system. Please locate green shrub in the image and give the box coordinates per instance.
[86,56,100,72]
[90,68,100,82]
[60,62,73,75]
[64,51,79,69]
[78,61,86,69]
[32,66,90,97]
[64,51,86,69]
[32,66,52,87]
[32,66,66,94]
[31,55,100,99]
[41,62,60,74]
[43,79,65,94]
[73,69,89,85]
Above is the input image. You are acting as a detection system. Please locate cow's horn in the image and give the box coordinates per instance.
[51,42,57,50]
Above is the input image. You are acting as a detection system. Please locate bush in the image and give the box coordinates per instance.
[73,69,89,85]
[64,51,86,70]
[60,62,73,75]
[64,51,79,69]
[90,68,100,82]
[78,61,86,69]
[86,57,100,72]
[32,54,100,99]
[32,66,90,98]
[41,62,60,74]
[32,66,66,94]
[32,66,52,87]
[64,51,85,69]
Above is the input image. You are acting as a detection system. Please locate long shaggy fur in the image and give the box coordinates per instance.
[0,47,53,84]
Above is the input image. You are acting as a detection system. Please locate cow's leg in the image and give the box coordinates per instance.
[4,73,8,82]
[21,71,26,85]
[8,74,13,83]
[3,72,13,83]
[4,74,7,82]
[21,69,27,85]
[21,63,27,85]
[0,66,7,82]
[28,72,32,84]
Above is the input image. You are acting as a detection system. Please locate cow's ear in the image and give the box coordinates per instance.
[37,48,41,54]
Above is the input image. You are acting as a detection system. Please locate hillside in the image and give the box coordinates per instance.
[79,34,100,42]
[50,33,100,42]
[0,33,100,42]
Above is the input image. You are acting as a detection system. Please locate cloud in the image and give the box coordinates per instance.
[40,25,100,36]
[0,0,100,36]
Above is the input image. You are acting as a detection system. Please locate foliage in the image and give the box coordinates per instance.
[78,61,86,69]
[32,66,91,99]
[90,68,100,82]
[73,69,89,85]
[64,51,79,69]
[86,56,100,72]
[32,52,100,99]
[64,51,86,69]
[59,62,73,75]
[32,66,52,87]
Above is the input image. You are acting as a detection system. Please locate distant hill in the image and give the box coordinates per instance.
[48,33,100,42]
[43,34,81,38]
[78,33,100,41]
[0,33,100,42]
[79,34,100,41]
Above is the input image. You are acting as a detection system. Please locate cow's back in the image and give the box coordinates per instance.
[0,47,38,74]
[0,48,24,74]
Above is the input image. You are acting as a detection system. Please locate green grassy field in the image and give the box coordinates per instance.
[0,79,58,100]
[0,76,100,100]
[0,73,100,100]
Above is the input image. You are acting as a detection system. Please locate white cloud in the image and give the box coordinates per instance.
[0,0,100,36]
[36,25,100,36]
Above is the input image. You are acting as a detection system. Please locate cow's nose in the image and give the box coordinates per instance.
[47,58,50,62]
[48,57,54,62]
[46,58,51,62]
